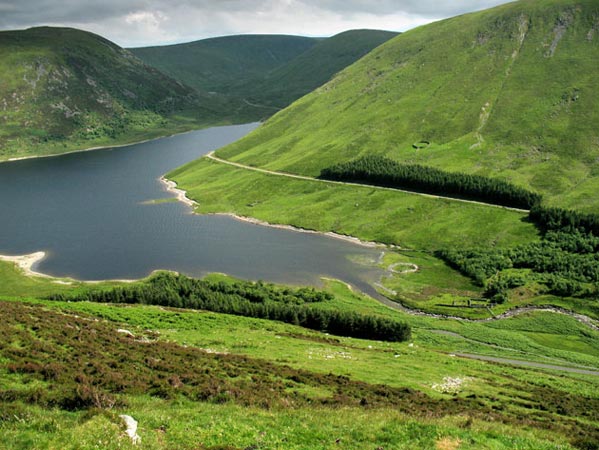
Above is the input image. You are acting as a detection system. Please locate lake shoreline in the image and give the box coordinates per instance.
[159,176,198,208]
[0,251,140,284]
[213,212,388,249]
[161,171,390,249]
[0,251,51,278]
[2,126,212,164]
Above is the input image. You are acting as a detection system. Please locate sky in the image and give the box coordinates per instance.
[0,0,513,48]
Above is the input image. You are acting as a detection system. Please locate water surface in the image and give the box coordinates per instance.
[0,124,384,296]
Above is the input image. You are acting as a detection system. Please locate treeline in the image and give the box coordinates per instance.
[529,204,599,236]
[319,155,541,209]
[49,273,411,342]
[437,229,599,301]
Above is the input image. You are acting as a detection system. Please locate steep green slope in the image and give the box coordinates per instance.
[0,27,233,160]
[216,0,599,211]
[233,29,398,108]
[130,35,318,94]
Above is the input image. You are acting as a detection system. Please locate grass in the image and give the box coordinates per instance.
[0,400,578,450]
[1,256,598,448]
[2,294,598,449]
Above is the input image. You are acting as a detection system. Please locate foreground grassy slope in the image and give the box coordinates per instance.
[231,30,398,109]
[1,259,598,449]
[130,35,318,94]
[0,27,237,160]
[216,0,599,211]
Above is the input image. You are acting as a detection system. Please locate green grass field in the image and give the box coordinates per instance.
[1,264,598,449]
[169,158,537,250]
[1,244,598,449]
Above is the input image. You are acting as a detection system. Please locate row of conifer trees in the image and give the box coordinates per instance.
[319,155,541,209]
[50,273,411,342]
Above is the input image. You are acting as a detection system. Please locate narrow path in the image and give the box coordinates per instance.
[205,152,529,213]
[455,352,599,377]
[430,329,599,370]
[378,293,599,332]
[242,99,282,111]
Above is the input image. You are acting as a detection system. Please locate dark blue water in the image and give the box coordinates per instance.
[0,124,384,296]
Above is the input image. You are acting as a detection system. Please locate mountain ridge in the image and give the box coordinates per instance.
[129,34,319,94]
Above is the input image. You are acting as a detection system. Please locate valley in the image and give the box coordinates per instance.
[1,0,598,448]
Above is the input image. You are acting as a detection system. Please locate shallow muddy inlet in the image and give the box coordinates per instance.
[0,123,385,296]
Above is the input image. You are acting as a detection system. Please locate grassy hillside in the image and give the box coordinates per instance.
[215,0,599,212]
[130,35,318,94]
[0,27,238,160]
[232,30,399,108]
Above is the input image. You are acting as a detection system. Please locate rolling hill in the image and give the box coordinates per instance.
[213,0,599,211]
[130,34,319,94]
[0,27,236,160]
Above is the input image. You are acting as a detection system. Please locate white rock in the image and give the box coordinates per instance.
[120,414,141,445]
[117,329,134,337]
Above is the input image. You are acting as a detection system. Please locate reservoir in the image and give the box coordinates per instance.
[0,124,385,297]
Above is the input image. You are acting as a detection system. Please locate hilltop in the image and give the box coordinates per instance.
[131,30,397,113]
[0,27,235,160]
[214,0,599,211]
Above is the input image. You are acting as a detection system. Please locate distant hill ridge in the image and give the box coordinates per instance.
[131,30,398,110]
[214,0,599,212]
[130,34,319,94]
[232,30,399,108]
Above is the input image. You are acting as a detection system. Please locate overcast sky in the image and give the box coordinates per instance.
[0,0,513,48]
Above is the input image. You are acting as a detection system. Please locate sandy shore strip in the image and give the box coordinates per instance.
[0,251,141,284]
[212,212,387,249]
[159,176,198,208]
[0,251,51,278]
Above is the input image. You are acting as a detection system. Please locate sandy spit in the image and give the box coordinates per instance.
[159,176,197,208]
[0,251,141,284]
[0,251,50,278]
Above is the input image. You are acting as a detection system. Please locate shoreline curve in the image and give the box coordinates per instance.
[0,251,50,278]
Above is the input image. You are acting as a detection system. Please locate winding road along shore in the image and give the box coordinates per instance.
[205,152,530,213]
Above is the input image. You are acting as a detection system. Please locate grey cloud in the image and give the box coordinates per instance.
[0,0,512,46]
[306,0,511,16]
